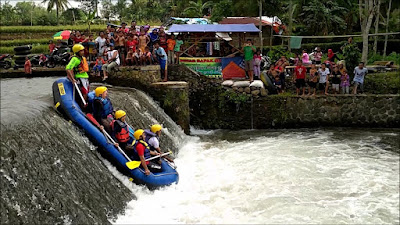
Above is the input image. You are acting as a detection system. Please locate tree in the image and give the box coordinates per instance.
[183,0,213,17]
[113,0,128,21]
[383,0,392,57]
[101,0,113,22]
[359,0,380,63]
[84,10,96,34]
[372,0,381,54]
[1,1,18,25]
[301,0,348,35]
[62,8,85,24]
[42,0,70,25]
[210,0,233,22]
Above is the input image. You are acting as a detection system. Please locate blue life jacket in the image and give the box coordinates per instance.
[132,140,151,161]
[94,96,113,118]
[144,129,159,150]
[87,91,96,113]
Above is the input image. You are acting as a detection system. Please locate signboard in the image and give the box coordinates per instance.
[179,57,222,78]
[221,57,246,80]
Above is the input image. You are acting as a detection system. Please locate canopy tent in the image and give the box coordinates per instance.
[168,24,260,33]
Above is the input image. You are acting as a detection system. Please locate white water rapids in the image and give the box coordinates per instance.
[110,129,399,224]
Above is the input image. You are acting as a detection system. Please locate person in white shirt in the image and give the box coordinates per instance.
[318,63,330,95]
[353,62,368,94]
[145,124,174,163]
[102,44,120,81]
[95,31,107,57]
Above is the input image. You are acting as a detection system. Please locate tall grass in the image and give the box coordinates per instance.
[0,45,49,54]
[1,38,50,47]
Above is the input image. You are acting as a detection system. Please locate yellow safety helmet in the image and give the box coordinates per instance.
[72,44,85,54]
[95,86,107,97]
[115,110,126,120]
[151,124,162,133]
[133,129,144,140]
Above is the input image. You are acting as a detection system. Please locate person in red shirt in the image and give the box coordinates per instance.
[126,35,138,51]
[131,129,161,175]
[293,60,307,96]
[49,40,56,54]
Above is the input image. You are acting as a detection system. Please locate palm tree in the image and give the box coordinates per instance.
[183,0,213,17]
[42,0,70,25]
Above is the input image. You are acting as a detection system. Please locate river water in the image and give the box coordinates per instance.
[1,77,399,224]
[114,128,399,224]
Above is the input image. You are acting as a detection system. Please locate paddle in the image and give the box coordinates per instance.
[86,113,140,170]
[145,151,172,162]
[73,82,87,106]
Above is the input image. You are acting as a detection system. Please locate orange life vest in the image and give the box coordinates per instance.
[110,120,130,143]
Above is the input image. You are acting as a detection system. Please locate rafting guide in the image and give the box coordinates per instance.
[66,44,90,108]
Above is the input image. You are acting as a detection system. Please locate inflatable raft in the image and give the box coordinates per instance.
[52,77,179,189]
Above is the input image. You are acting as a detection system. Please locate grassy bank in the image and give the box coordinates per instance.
[1,38,49,47]
[0,45,48,54]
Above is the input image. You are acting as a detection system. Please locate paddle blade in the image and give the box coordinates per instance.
[126,161,141,170]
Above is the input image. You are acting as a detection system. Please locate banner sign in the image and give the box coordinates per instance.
[179,57,222,78]
[221,56,246,80]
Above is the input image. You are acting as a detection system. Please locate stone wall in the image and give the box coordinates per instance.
[168,64,400,129]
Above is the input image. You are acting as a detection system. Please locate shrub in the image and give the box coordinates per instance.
[365,72,400,94]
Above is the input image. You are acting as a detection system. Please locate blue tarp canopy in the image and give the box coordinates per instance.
[168,24,260,33]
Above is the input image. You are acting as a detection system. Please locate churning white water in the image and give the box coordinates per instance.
[112,129,399,224]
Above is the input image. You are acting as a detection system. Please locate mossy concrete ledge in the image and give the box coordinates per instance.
[150,82,190,134]
[104,66,190,134]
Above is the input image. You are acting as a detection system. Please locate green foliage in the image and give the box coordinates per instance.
[365,72,400,94]
[368,52,400,66]
[0,38,50,47]
[218,88,249,112]
[62,8,86,24]
[183,0,213,17]
[210,0,233,22]
[0,44,48,54]
[0,24,105,33]
[300,0,347,35]
[42,0,70,24]
[342,43,361,75]
[265,46,293,63]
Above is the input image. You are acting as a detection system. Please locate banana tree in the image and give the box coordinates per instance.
[84,10,96,34]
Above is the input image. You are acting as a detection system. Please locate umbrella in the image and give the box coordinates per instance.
[53,30,71,40]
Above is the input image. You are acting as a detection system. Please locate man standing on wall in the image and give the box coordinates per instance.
[153,41,168,82]
[242,39,256,82]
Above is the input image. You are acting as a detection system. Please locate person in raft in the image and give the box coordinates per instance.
[110,110,132,150]
[66,44,90,108]
[93,86,114,133]
[132,129,162,175]
[145,124,174,163]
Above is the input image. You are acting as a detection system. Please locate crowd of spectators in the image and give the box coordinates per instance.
[266,41,367,96]
[55,21,184,81]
